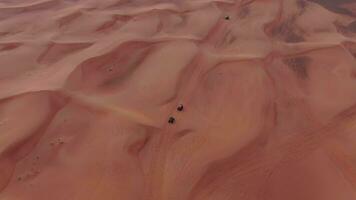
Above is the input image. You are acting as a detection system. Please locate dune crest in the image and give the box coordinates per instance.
[1,0,356,199]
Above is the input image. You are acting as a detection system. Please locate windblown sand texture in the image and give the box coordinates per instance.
[1,0,356,199]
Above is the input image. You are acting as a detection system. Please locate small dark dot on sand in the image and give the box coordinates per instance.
[59,141,64,144]
[17,177,22,181]
[35,156,40,160]
[168,117,175,124]
[177,104,184,111]
[225,15,230,20]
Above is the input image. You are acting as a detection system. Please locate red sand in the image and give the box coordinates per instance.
[1,0,356,199]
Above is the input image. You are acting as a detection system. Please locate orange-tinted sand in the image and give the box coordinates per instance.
[1,0,356,199]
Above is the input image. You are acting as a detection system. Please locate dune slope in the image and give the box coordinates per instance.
[1,0,356,199]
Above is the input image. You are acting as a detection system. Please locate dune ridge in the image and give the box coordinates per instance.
[1,0,356,199]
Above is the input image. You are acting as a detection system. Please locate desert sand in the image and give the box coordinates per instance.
[1,0,356,199]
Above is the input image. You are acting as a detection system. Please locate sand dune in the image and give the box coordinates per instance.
[1,0,356,199]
